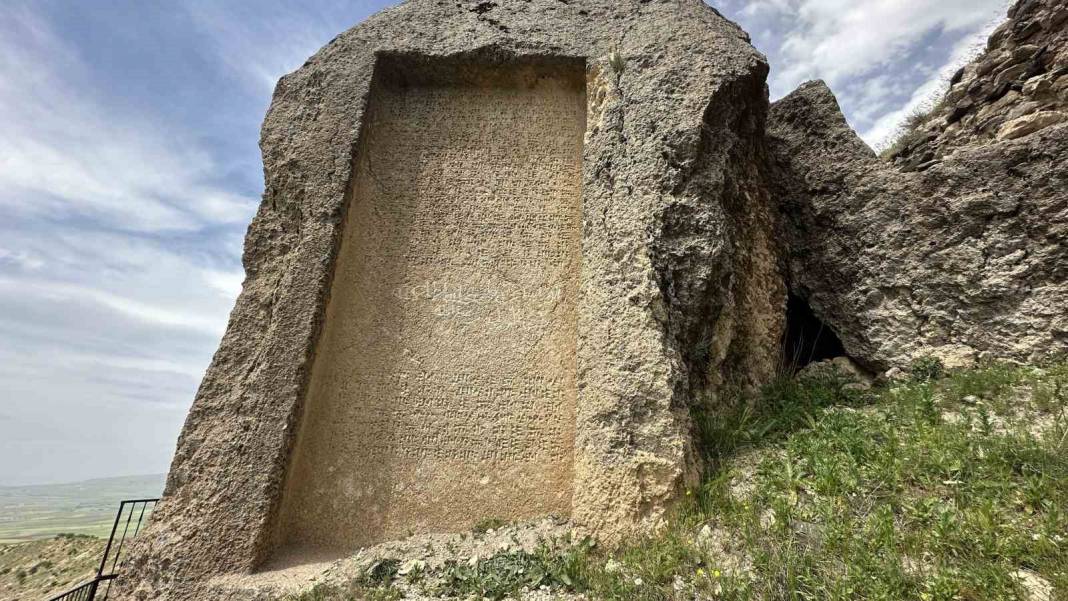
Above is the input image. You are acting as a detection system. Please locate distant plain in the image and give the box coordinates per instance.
[0,474,164,543]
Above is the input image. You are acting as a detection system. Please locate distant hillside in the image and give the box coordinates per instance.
[0,474,164,543]
[0,534,104,601]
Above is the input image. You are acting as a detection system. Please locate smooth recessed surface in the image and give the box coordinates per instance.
[273,61,586,554]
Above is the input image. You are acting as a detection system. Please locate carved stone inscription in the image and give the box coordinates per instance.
[273,62,585,553]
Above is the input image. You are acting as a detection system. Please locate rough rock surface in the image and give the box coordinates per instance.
[202,517,577,600]
[769,1,1068,371]
[114,0,1068,598]
[888,0,1068,170]
[114,1,783,599]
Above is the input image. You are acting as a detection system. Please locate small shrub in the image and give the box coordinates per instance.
[284,579,400,601]
[608,49,625,76]
[693,371,871,468]
[363,587,401,601]
[434,541,592,600]
[879,101,943,159]
[938,362,1021,408]
[472,517,507,534]
[903,106,932,130]
[1030,362,1068,412]
[360,558,400,587]
[909,355,945,382]
[283,559,404,601]
[880,126,926,159]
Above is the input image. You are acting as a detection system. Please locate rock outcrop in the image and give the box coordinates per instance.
[114,1,783,599]
[770,0,1068,372]
[115,0,1067,598]
[888,0,1068,170]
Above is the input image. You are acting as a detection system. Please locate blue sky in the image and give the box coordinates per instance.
[0,0,1009,486]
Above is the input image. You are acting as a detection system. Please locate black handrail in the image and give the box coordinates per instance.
[46,498,159,601]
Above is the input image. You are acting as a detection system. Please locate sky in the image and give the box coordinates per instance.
[0,0,1010,486]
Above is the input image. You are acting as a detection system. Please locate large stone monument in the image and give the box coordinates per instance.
[115,0,1068,597]
[116,1,783,598]
[274,60,586,552]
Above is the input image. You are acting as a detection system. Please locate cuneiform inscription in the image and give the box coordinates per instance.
[274,62,584,552]
[391,280,564,323]
[400,215,576,268]
[364,82,582,271]
[353,371,570,462]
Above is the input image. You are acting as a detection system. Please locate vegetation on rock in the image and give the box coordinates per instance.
[287,359,1067,600]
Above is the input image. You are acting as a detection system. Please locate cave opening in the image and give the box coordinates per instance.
[782,293,846,371]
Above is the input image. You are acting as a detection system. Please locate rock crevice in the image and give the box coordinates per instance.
[769,0,1067,372]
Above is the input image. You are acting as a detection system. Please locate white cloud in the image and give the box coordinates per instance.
[0,8,257,233]
[182,0,361,94]
[763,0,1007,93]
[715,0,1010,147]
[0,5,257,484]
[0,277,226,335]
[0,247,44,271]
[203,268,246,300]
[860,18,1003,148]
[0,226,239,483]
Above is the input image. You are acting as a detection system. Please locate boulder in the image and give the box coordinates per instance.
[997,110,1068,139]
[769,81,1068,372]
[114,1,784,599]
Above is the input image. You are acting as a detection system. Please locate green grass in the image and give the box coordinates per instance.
[880,103,942,160]
[0,474,163,543]
[472,517,509,534]
[0,534,106,600]
[283,360,1068,600]
[431,544,589,599]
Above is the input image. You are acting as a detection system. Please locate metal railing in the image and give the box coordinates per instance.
[47,498,159,601]
[46,578,102,601]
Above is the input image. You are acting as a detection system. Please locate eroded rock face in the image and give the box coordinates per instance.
[114,1,1068,598]
[770,83,1067,371]
[889,0,1068,170]
[768,0,1068,373]
[115,1,783,599]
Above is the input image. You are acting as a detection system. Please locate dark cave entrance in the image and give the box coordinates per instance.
[782,293,846,371]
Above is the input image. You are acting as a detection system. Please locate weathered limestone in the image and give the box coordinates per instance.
[115,1,783,598]
[768,0,1068,372]
[769,81,1068,372]
[273,60,585,554]
[887,0,1068,170]
[998,109,1068,139]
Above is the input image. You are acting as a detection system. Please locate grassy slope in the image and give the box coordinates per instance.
[0,534,104,601]
[294,360,1067,600]
[684,361,1068,600]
